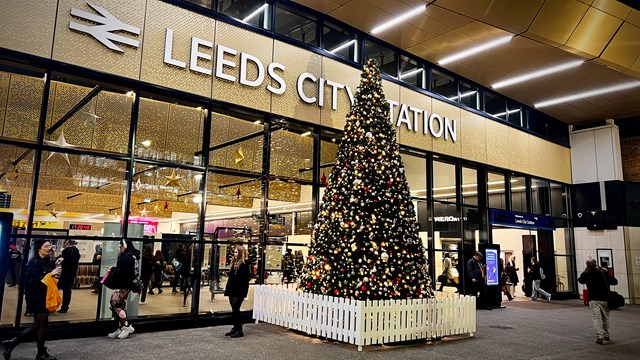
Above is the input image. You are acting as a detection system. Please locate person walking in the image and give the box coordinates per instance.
[578,259,619,344]
[6,243,21,287]
[149,250,165,294]
[224,245,250,338]
[438,253,456,292]
[528,257,551,301]
[2,240,61,360]
[506,255,519,296]
[499,258,514,301]
[139,246,154,303]
[57,240,81,313]
[281,248,295,284]
[105,239,140,340]
[171,244,188,294]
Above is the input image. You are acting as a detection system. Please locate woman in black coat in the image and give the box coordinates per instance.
[224,245,250,338]
[139,246,154,303]
[2,240,61,360]
[106,239,140,340]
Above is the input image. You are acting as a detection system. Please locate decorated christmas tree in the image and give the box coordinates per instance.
[299,60,434,300]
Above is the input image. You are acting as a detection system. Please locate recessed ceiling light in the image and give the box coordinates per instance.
[492,60,584,89]
[438,35,513,65]
[371,5,426,35]
[534,81,640,108]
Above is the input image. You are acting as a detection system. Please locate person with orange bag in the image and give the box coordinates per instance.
[2,240,61,360]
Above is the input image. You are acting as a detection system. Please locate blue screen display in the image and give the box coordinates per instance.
[485,249,499,286]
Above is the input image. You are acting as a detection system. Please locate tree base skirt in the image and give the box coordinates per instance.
[253,284,476,351]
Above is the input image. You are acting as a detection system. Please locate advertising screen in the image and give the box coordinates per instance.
[485,248,499,286]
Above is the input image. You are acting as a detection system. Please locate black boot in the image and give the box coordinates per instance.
[35,347,57,360]
[2,338,17,360]
[224,327,237,336]
[229,328,244,338]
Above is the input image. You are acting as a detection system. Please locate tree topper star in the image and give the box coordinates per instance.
[164,169,182,188]
[44,130,76,165]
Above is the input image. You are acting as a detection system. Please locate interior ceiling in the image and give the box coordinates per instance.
[293,0,640,126]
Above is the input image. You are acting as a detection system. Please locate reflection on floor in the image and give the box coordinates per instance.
[1,276,298,327]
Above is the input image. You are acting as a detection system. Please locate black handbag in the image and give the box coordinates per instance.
[608,291,625,310]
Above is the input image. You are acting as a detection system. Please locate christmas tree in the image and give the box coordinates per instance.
[299,59,434,300]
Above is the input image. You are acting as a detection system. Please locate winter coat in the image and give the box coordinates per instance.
[24,255,55,314]
[141,253,154,282]
[506,260,519,285]
[578,267,618,301]
[225,261,250,298]
[530,263,543,281]
[466,258,483,282]
[58,245,81,289]
[109,249,141,291]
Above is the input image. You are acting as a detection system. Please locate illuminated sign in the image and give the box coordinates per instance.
[485,248,499,286]
[69,224,92,230]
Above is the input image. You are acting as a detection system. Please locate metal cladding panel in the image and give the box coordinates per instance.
[396,86,433,152]
[485,120,510,169]
[52,0,146,80]
[212,21,273,113]
[431,99,461,158]
[271,41,321,125]
[460,111,487,164]
[0,0,57,58]
[320,58,360,131]
[140,0,214,97]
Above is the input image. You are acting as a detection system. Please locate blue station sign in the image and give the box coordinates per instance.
[489,210,556,230]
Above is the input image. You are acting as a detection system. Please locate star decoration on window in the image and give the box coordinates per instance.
[164,169,182,188]
[153,204,161,214]
[44,130,76,165]
[49,209,60,219]
[235,146,245,164]
[139,207,149,217]
[81,103,101,128]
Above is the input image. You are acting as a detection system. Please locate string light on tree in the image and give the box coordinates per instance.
[299,59,434,300]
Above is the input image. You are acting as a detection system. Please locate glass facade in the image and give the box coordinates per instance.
[0,0,578,332]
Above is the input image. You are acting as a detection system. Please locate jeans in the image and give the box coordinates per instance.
[589,300,610,339]
[531,280,551,300]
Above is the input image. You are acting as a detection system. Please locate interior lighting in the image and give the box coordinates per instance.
[448,90,477,101]
[400,68,423,80]
[491,109,521,117]
[194,173,203,181]
[492,60,584,89]
[125,91,134,97]
[534,81,640,108]
[193,194,203,204]
[438,36,513,65]
[141,140,152,147]
[371,5,426,35]
[254,120,262,125]
[242,3,268,23]
[301,131,312,137]
[329,39,356,54]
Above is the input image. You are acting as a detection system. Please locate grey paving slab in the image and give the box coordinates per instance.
[6,300,640,360]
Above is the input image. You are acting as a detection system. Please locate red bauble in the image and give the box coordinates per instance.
[334,289,339,295]
[306,283,311,289]
[364,186,369,192]
[361,285,367,291]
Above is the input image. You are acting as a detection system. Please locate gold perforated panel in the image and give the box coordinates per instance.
[53,0,146,79]
[46,81,93,148]
[210,113,263,173]
[167,105,204,159]
[137,98,169,158]
[2,73,44,142]
[92,92,132,154]
[508,127,530,174]
[485,120,509,168]
[0,0,57,58]
[320,58,360,130]
[530,136,572,183]
[271,41,322,124]
[270,130,314,181]
[460,111,486,163]
[397,87,432,151]
[0,72,10,138]
[140,0,214,97]
[431,99,461,158]
[382,79,401,141]
[213,22,272,111]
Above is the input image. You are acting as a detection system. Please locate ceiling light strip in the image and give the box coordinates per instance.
[371,5,426,34]
[329,39,356,54]
[492,60,584,89]
[242,3,268,23]
[534,81,640,108]
[438,35,513,65]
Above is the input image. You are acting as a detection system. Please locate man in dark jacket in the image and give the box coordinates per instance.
[7,243,21,287]
[467,251,489,309]
[57,240,81,313]
[578,259,619,344]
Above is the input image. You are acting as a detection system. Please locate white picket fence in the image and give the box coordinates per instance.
[253,285,476,351]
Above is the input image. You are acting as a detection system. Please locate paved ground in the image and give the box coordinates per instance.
[6,299,640,360]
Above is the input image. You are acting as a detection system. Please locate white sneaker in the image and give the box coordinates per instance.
[117,325,134,339]
[108,328,122,339]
